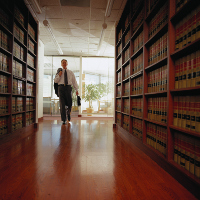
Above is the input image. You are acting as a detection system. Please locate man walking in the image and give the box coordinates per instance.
[54,59,79,124]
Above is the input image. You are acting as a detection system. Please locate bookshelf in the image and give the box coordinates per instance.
[0,0,38,135]
[115,0,200,197]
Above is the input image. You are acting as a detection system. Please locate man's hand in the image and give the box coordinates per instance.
[59,71,62,76]
[76,91,79,96]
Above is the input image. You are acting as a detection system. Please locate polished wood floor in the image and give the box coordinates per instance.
[0,119,197,200]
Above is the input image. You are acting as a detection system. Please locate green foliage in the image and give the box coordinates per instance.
[83,83,107,108]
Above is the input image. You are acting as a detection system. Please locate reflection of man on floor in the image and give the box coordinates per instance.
[54,59,78,124]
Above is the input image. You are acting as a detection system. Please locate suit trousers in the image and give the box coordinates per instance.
[58,85,72,121]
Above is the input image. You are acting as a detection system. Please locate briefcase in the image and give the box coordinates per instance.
[77,96,81,106]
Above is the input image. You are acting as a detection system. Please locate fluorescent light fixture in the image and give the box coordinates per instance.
[24,0,40,22]
[97,23,107,55]
[105,0,115,17]
[43,20,63,55]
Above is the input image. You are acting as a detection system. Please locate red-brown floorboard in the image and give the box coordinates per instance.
[0,119,197,200]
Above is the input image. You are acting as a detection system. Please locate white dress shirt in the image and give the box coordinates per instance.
[54,68,79,91]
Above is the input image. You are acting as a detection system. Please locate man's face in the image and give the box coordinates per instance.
[61,60,68,69]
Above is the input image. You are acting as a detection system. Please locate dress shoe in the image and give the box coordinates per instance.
[68,114,71,122]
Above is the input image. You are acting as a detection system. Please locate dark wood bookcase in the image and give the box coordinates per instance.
[115,0,200,198]
[0,0,38,135]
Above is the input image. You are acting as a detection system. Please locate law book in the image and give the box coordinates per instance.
[174,132,178,163]
[181,96,186,129]
[175,59,179,89]
[191,10,196,43]
[187,14,192,44]
[182,57,187,88]
[180,134,186,168]
[189,136,195,175]
[196,5,200,39]
[182,18,187,47]
[179,22,183,49]
[191,52,197,87]
[184,135,190,171]
[186,96,191,129]
[178,96,182,127]
[173,96,178,126]
[177,133,181,165]
[178,57,183,89]
[190,96,196,131]
[196,50,200,86]
[194,139,200,178]
[186,54,191,88]
[196,95,200,132]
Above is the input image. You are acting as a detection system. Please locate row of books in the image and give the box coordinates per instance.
[124,98,129,114]
[117,112,121,125]
[117,85,121,97]
[146,0,159,16]
[132,7,144,35]
[27,53,35,68]
[13,60,24,78]
[27,83,34,96]
[28,38,35,53]
[125,31,130,46]
[14,23,24,44]
[174,131,200,178]
[124,82,129,96]
[0,7,9,30]
[12,97,23,113]
[0,97,8,114]
[0,75,8,93]
[176,0,187,12]
[0,30,9,51]
[132,0,143,17]
[132,118,142,140]
[28,24,35,40]
[175,5,200,50]
[117,57,122,69]
[173,95,200,132]
[148,97,167,124]
[124,47,130,63]
[12,114,23,131]
[133,31,143,54]
[123,114,129,131]
[148,65,168,93]
[118,42,122,55]
[174,50,200,89]
[14,7,24,27]
[26,98,34,111]
[131,98,143,117]
[125,14,130,30]
[148,33,168,66]
[0,117,7,135]
[27,68,34,82]
[26,111,34,126]
[133,53,143,74]
[13,42,24,61]
[132,76,143,95]
[116,99,121,111]
[147,122,167,156]
[117,71,121,83]
[148,2,168,38]
[124,64,130,79]
[0,52,9,72]
[13,79,24,95]
[118,29,122,42]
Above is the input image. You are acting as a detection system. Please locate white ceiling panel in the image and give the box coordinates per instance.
[35,0,126,56]
[61,7,90,19]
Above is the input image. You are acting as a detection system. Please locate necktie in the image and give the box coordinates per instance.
[64,69,68,85]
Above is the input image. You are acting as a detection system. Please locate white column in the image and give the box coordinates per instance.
[79,56,83,115]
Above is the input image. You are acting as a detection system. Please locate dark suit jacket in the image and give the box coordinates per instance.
[54,68,62,97]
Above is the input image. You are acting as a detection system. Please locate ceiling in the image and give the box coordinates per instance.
[33,0,127,57]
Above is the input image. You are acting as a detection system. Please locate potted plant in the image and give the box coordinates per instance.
[83,83,106,114]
